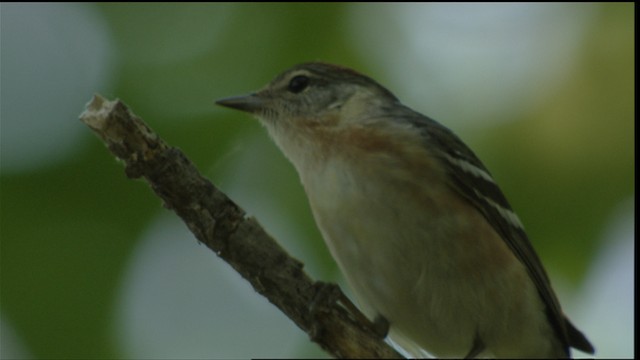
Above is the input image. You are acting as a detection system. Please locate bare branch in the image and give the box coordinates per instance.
[79,94,404,359]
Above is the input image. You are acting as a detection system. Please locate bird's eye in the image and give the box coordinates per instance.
[288,75,310,94]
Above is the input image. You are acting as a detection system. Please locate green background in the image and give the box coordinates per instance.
[1,3,633,358]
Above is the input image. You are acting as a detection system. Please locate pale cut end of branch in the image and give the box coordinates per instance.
[79,94,166,178]
[80,94,113,131]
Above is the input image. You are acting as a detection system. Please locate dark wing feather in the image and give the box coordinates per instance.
[400,109,587,355]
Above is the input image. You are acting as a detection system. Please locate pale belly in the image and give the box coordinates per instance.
[301,158,556,357]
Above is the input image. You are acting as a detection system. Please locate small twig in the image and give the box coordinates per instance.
[79,94,403,359]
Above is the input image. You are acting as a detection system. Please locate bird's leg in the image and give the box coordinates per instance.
[371,314,390,338]
[310,281,389,338]
[464,333,485,359]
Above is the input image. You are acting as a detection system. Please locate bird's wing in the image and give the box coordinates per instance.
[404,111,572,355]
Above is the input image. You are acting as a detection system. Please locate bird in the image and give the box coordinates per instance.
[216,62,594,358]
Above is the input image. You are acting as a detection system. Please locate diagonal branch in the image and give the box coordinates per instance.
[79,94,403,359]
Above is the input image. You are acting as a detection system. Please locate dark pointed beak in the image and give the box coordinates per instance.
[215,93,265,114]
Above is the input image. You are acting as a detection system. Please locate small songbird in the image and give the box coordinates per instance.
[216,62,594,358]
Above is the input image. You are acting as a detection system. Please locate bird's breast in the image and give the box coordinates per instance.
[297,148,541,357]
